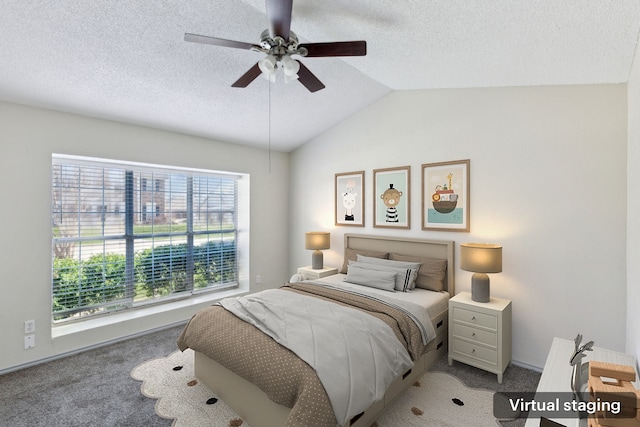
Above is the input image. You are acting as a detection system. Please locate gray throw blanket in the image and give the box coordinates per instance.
[219,289,413,425]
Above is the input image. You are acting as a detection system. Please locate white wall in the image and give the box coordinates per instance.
[0,101,290,372]
[289,84,628,369]
[627,44,640,367]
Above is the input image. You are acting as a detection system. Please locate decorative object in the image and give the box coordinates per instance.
[587,361,640,426]
[460,243,502,303]
[132,350,501,427]
[335,171,364,226]
[569,333,593,404]
[373,166,410,229]
[422,160,470,232]
[305,232,330,269]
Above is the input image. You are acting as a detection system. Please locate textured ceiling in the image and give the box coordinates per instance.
[2,1,640,152]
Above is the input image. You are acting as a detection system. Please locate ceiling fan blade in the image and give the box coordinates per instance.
[297,61,325,93]
[266,0,293,40]
[299,41,367,57]
[231,63,263,88]
[184,33,259,50]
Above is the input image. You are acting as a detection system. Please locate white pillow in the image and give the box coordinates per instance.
[345,265,397,292]
[355,255,421,291]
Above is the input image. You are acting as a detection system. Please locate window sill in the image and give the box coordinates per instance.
[51,287,248,339]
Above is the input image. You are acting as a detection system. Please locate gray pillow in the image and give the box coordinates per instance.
[356,254,421,290]
[340,248,389,274]
[389,253,448,291]
[349,261,418,292]
[345,265,397,292]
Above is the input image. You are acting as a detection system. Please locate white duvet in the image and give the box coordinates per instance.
[219,289,414,425]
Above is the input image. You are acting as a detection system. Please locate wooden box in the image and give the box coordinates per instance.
[587,361,640,427]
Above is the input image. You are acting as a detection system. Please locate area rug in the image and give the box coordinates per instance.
[131,349,501,427]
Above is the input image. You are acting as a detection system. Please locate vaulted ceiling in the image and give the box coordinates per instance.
[2,1,640,152]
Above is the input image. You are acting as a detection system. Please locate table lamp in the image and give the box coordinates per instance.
[460,243,502,303]
[305,232,330,270]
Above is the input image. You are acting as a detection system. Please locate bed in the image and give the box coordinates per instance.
[177,234,455,427]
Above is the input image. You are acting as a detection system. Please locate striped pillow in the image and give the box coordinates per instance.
[350,259,420,292]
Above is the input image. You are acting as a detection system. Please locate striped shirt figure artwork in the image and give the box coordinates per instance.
[374,166,410,229]
[381,184,402,222]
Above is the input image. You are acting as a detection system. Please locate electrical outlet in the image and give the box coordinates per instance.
[256,275,261,284]
[24,335,35,349]
[24,320,35,334]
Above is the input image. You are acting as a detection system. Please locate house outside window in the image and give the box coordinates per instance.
[51,154,241,322]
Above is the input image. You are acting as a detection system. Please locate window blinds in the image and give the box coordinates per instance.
[51,154,239,322]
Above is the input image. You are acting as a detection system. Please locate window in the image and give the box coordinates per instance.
[51,154,241,322]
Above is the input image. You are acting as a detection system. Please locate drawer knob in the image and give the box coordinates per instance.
[471,316,476,321]
[471,348,476,353]
[471,332,476,337]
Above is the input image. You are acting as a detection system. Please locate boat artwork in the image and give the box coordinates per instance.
[432,173,458,214]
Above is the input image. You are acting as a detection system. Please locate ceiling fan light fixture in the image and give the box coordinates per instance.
[284,73,299,83]
[282,55,300,83]
[282,55,300,76]
[258,55,277,75]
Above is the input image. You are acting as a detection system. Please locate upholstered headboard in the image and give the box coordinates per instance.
[344,234,455,295]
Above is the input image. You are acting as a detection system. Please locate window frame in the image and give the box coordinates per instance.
[51,154,242,323]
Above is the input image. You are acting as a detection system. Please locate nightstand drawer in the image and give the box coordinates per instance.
[452,307,497,330]
[451,339,498,365]
[452,323,497,347]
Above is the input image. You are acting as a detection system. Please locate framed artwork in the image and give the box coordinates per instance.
[422,159,470,232]
[373,166,410,229]
[335,171,365,226]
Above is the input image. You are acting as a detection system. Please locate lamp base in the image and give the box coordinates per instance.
[471,273,490,303]
[311,250,323,270]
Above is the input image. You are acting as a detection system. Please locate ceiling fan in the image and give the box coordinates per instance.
[184,0,367,92]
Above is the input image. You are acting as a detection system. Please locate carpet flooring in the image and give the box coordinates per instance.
[0,323,540,427]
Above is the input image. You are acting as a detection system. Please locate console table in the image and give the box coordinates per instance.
[524,337,639,427]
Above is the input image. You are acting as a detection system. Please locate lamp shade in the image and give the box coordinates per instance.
[305,232,330,250]
[460,243,502,273]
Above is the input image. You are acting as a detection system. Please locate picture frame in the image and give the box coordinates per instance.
[335,171,365,226]
[373,166,410,229]
[422,159,470,232]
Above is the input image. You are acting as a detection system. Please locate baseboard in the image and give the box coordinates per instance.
[0,320,187,376]
[511,358,543,373]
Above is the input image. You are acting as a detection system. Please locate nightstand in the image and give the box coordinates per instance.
[297,266,338,280]
[448,291,512,383]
